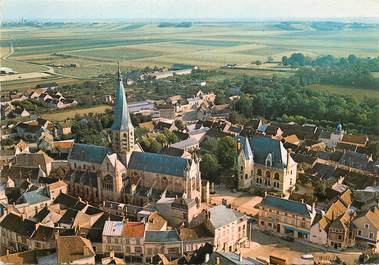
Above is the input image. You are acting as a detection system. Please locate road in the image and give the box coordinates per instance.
[242,230,361,265]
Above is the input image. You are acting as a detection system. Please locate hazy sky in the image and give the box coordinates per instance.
[2,0,379,21]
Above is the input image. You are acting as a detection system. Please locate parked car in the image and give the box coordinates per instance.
[282,235,295,242]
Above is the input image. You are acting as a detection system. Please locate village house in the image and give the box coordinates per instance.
[102,220,124,256]
[144,230,182,262]
[205,204,248,252]
[156,197,198,227]
[310,189,356,249]
[258,195,316,240]
[353,206,379,252]
[123,222,145,262]
[236,136,297,196]
[0,212,36,252]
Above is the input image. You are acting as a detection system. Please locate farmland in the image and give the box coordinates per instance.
[306,84,379,99]
[1,21,378,96]
[40,105,111,121]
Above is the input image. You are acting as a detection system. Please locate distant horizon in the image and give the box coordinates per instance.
[3,0,379,22]
[4,17,379,24]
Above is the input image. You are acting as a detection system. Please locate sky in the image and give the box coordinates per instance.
[2,0,379,21]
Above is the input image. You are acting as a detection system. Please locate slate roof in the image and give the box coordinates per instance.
[31,225,55,241]
[111,69,134,131]
[208,204,243,229]
[16,188,50,205]
[159,147,185,157]
[53,193,80,208]
[250,136,288,168]
[261,195,312,218]
[236,136,253,160]
[144,230,180,243]
[213,252,263,265]
[238,135,289,168]
[128,151,190,177]
[69,143,109,164]
[0,213,36,237]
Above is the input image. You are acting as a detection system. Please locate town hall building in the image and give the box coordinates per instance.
[67,67,207,205]
[236,135,297,196]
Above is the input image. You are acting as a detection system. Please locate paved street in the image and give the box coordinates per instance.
[241,230,361,265]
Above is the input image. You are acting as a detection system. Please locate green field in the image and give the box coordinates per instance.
[306,84,379,99]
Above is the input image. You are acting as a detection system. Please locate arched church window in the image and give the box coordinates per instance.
[257,169,262,176]
[102,175,113,191]
[265,171,271,178]
[274,173,280,180]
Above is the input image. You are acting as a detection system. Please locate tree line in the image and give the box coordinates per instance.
[282,53,379,89]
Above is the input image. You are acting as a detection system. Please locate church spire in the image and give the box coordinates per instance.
[111,62,133,131]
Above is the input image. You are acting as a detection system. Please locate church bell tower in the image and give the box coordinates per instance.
[111,63,134,165]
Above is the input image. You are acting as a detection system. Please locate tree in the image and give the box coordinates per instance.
[267,56,274,63]
[214,93,226,105]
[162,128,179,144]
[315,181,327,201]
[254,60,262,66]
[217,136,237,169]
[200,154,220,183]
[175,120,186,131]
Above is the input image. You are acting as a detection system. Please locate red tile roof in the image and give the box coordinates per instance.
[123,222,145,238]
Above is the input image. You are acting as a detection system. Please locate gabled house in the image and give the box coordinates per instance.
[310,189,356,249]
[353,206,379,252]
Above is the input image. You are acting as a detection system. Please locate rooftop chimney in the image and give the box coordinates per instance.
[239,252,243,262]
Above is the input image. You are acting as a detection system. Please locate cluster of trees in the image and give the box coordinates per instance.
[200,136,237,183]
[140,129,179,153]
[282,53,379,88]
[233,76,378,134]
[12,99,48,112]
[71,112,112,146]
[282,53,379,70]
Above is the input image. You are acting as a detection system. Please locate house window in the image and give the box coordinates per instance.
[290,178,293,185]
[265,171,271,178]
[369,232,374,239]
[364,224,369,229]
[358,230,362,236]
[245,174,248,179]
[274,173,279,180]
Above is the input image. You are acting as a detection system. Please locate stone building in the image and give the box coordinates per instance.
[236,136,297,195]
[257,195,316,240]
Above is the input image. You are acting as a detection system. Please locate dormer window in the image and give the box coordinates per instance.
[265,153,272,167]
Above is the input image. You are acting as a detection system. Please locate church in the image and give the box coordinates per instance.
[66,67,208,206]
